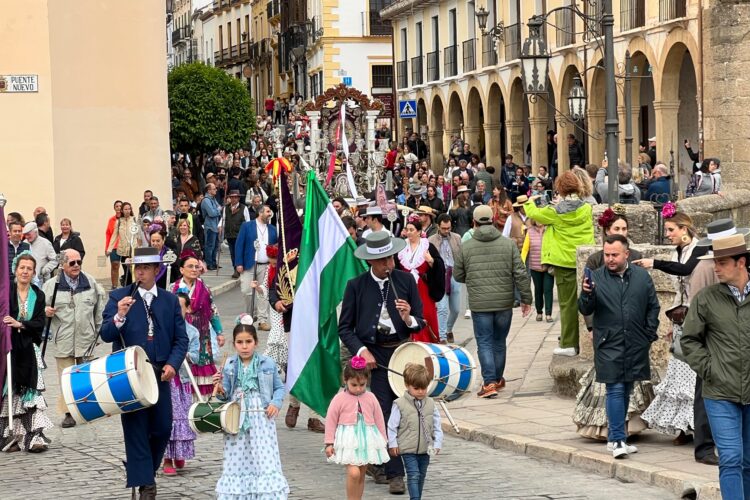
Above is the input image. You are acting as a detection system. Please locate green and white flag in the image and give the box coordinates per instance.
[286,172,367,416]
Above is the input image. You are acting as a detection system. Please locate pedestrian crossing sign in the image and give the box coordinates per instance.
[399,100,417,118]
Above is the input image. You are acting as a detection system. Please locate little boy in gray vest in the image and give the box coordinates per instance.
[387,364,444,500]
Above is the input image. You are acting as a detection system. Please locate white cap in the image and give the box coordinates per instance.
[22,222,37,234]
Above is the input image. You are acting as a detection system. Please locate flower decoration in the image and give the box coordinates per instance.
[661,201,676,219]
[351,356,367,370]
[597,208,616,229]
[235,313,254,326]
[148,223,164,236]
[406,213,421,225]
[266,244,279,259]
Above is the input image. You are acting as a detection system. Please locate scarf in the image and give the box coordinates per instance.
[172,278,214,363]
[237,354,261,432]
[398,238,429,282]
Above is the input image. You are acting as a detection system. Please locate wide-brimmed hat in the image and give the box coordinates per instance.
[415,205,435,218]
[698,234,749,260]
[408,184,426,196]
[456,185,470,194]
[364,206,383,217]
[696,218,750,247]
[354,231,406,260]
[228,189,241,197]
[512,195,530,207]
[126,247,171,265]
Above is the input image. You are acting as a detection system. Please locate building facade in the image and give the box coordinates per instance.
[383,0,702,188]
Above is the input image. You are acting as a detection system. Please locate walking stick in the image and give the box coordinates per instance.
[182,358,204,403]
[40,272,62,368]
[163,249,177,286]
[249,262,258,317]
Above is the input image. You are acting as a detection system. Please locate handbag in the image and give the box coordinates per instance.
[665,277,688,326]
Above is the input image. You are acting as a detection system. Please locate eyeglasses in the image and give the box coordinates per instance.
[184,264,201,270]
[67,260,82,267]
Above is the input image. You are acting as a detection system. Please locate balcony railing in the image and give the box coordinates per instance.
[462,38,476,72]
[397,60,408,89]
[621,0,645,31]
[584,1,603,39]
[555,9,575,47]
[411,55,424,86]
[267,0,280,19]
[368,10,391,36]
[504,23,521,61]
[444,45,457,77]
[660,0,686,21]
[482,33,497,67]
[427,51,439,82]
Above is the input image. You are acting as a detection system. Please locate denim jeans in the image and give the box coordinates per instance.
[436,278,461,340]
[204,228,218,267]
[704,398,750,499]
[605,382,634,443]
[471,310,513,384]
[401,453,430,500]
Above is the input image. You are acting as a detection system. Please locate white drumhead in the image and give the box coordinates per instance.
[387,342,437,396]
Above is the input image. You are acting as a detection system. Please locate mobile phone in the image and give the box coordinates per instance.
[584,267,593,285]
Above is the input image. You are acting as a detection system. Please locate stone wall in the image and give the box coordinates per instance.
[703,1,750,189]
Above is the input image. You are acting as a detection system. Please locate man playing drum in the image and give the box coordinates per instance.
[43,249,108,428]
[100,247,188,500]
[339,232,426,495]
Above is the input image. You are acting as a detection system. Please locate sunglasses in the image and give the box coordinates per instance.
[67,260,82,267]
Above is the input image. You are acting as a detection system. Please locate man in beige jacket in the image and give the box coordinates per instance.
[43,249,107,428]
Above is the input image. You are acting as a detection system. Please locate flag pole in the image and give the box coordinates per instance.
[6,351,12,434]
[0,194,12,435]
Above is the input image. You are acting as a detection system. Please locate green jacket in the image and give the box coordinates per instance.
[453,224,531,312]
[681,283,750,404]
[524,199,595,269]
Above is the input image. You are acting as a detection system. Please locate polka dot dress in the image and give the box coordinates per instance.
[215,390,289,499]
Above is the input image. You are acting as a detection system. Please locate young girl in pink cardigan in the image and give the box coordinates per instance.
[325,356,389,500]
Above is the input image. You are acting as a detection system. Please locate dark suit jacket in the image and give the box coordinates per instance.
[338,269,425,355]
[100,285,188,371]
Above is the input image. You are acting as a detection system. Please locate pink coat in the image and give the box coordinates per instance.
[324,390,387,444]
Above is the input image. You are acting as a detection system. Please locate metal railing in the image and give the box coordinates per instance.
[482,33,497,67]
[555,9,575,47]
[621,0,645,31]
[411,55,424,85]
[427,50,439,81]
[504,23,521,61]
[266,0,280,19]
[462,38,476,72]
[444,44,457,77]
[368,10,391,36]
[584,1,603,39]
[397,60,408,89]
[660,0,686,21]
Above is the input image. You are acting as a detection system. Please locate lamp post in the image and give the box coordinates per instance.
[475,6,504,42]
[521,0,620,205]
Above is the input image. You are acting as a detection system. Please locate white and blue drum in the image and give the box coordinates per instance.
[61,346,159,424]
[388,342,477,400]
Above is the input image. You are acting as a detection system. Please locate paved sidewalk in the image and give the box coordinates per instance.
[442,307,721,499]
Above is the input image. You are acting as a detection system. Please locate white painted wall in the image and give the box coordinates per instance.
[333,40,392,91]
[202,15,216,65]
[332,0,366,37]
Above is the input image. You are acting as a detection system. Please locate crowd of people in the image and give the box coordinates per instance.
[2,110,747,500]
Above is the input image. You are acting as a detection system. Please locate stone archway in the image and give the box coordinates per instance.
[447,91,464,142]
[659,42,698,190]
[466,87,485,161]
[507,77,528,165]
[557,64,587,174]
[628,50,655,164]
[417,98,428,140]
[486,82,506,170]
[587,60,606,164]
[429,95,446,169]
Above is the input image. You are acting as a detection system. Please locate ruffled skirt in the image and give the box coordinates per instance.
[573,366,660,441]
[0,346,53,451]
[191,363,217,396]
[164,376,196,460]
[328,413,390,466]
[641,357,696,435]
[263,309,288,373]
[216,391,289,499]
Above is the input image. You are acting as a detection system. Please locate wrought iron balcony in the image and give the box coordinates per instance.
[462,38,476,72]
[427,50,439,82]
[397,60,408,89]
[482,33,497,67]
[621,0,645,31]
[504,23,521,61]
[660,0,686,21]
[555,9,575,47]
[411,55,423,86]
[444,45,457,77]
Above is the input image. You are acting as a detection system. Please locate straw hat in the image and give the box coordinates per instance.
[512,195,530,207]
[698,234,749,260]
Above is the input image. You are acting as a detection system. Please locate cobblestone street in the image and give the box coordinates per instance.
[0,289,673,499]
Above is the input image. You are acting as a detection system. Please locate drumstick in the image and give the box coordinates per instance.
[377,363,403,378]
[212,351,229,399]
[437,399,461,434]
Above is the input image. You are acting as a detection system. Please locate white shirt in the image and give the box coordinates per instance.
[255,220,270,263]
[114,284,158,327]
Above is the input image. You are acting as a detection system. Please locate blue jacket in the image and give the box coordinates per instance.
[218,353,285,410]
[100,286,188,371]
[645,176,671,202]
[201,195,222,232]
[179,322,201,380]
[235,220,278,268]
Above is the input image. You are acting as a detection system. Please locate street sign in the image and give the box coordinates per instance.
[399,100,417,119]
[0,75,38,93]
[342,76,352,86]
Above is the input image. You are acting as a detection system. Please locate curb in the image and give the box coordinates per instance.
[211,278,240,297]
[443,422,719,499]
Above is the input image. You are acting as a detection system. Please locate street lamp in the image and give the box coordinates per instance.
[520,0,620,205]
[568,76,586,121]
[520,16,550,94]
[475,6,504,42]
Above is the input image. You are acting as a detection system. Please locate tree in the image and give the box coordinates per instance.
[168,62,255,153]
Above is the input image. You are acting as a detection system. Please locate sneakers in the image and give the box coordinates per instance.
[553,347,577,357]
[464,309,471,319]
[536,313,543,321]
[607,441,638,454]
[495,378,506,391]
[477,383,498,398]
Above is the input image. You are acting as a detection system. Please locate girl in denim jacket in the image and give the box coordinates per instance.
[212,322,289,499]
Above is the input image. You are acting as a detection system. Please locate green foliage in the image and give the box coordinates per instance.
[168,62,255,152]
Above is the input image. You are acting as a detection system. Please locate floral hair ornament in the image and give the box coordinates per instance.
[11,250,34,275]
[350,356,367,370]
[266,244,279,259]
[597,208,617,229]
[235,313,254,326]
[661,201,677,219]
[406,213,421,225]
